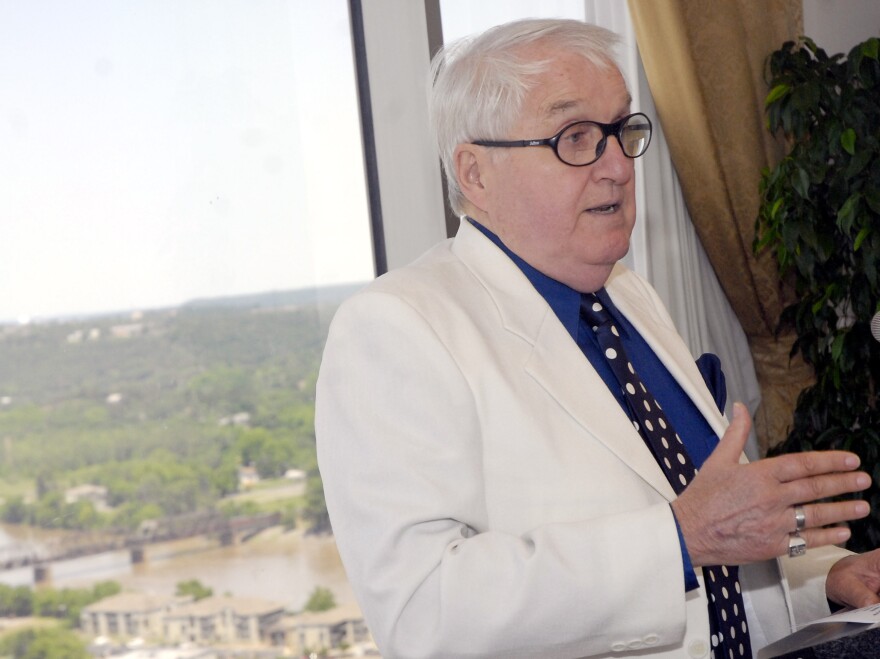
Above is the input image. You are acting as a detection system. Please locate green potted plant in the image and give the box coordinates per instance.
[755,35,880,552]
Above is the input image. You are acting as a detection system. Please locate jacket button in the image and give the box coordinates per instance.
[688,639,708,657]
[610,641,627,652]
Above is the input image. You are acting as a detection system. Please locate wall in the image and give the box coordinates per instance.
[803,0,880,55]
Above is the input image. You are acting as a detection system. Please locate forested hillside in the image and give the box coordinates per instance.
[0,284,361,532]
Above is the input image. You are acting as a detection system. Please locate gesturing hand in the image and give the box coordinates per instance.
[671,403,871,567]
[827,550,880,608]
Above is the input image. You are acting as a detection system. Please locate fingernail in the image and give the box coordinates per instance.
[856,501,870,516]
[836,528,852,543]
[858,474,872,489]
[846,455,861,468]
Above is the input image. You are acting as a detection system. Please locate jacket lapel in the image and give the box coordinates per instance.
[605,265,729,440]
[452,221,677,500]
[525,312,679,500]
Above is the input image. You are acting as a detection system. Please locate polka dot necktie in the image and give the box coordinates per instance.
[581,293,752,659]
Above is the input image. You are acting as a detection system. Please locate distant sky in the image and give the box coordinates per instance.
[0,0,373,322]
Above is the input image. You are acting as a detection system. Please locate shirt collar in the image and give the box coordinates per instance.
[466,217,582,340]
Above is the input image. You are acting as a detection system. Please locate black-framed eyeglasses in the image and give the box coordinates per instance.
[471,112,653,167]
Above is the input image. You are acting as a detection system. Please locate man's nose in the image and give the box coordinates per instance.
[592,135,633,181]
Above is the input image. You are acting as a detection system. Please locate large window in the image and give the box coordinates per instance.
[0,1,371,653]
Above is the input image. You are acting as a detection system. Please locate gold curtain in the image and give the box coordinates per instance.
[626,0,812,454]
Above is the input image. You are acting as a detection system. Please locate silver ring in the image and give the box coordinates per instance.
[788,532,806,558]
[794,505,806,532]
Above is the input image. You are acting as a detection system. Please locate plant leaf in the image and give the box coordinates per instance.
[854,226,871,251]
[837,194,860,233]
[841,128,857,155]
[770,197,784,220]
[765,83,790,106]
[793,168,811,198]
[865,189,880,215]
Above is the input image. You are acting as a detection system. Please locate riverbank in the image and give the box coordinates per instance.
[0,523,354,614]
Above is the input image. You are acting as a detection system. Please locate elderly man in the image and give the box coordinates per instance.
[316,18,880,659]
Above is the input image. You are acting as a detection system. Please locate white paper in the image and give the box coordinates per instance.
[757,604,880,658]
[803,602,880,626]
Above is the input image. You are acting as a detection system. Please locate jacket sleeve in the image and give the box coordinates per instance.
[316,290,691,659]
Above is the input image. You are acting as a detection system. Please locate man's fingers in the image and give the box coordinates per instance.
[782,470,872,506]
[706,402,751,465]
[790,526,852,554]
[777,500,870,559]
[771,449,862,483]
[848,589,880,610]
[801,500,871,529]
[826,552,880,609]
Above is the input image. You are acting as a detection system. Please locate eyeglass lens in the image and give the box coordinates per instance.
[558,114,651,165]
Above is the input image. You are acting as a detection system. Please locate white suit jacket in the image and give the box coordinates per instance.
[316,220,845,659]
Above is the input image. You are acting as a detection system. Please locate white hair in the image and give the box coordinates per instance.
[428,18,621,215]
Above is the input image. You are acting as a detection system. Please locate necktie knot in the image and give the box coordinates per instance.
[581,293,613,329]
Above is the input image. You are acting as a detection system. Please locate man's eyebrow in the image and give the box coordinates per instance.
[547,99,580,115]
[546,93,634,118]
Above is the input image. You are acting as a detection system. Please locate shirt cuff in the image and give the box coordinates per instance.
[672,505,699,591]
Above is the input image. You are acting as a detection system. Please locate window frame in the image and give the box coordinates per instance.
[348,0,449,276]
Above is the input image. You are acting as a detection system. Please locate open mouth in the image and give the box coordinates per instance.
[587,202,620,214]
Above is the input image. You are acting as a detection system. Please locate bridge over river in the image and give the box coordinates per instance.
[0,511,281,582]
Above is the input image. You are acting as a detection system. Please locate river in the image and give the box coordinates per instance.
[0,523,355,613]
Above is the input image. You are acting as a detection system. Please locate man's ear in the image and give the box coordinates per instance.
[453,144,490,212]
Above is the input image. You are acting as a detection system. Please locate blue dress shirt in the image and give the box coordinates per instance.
[469,219,726,591]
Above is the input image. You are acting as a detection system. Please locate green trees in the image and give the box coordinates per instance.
[175,579,213,601]
[0,494,102,531]
[304,586,336,613]
[0,627,89,659]
[2,496,28,524]
[302,470,330,532]
[0,298,336,534]
[0,581,120,624]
